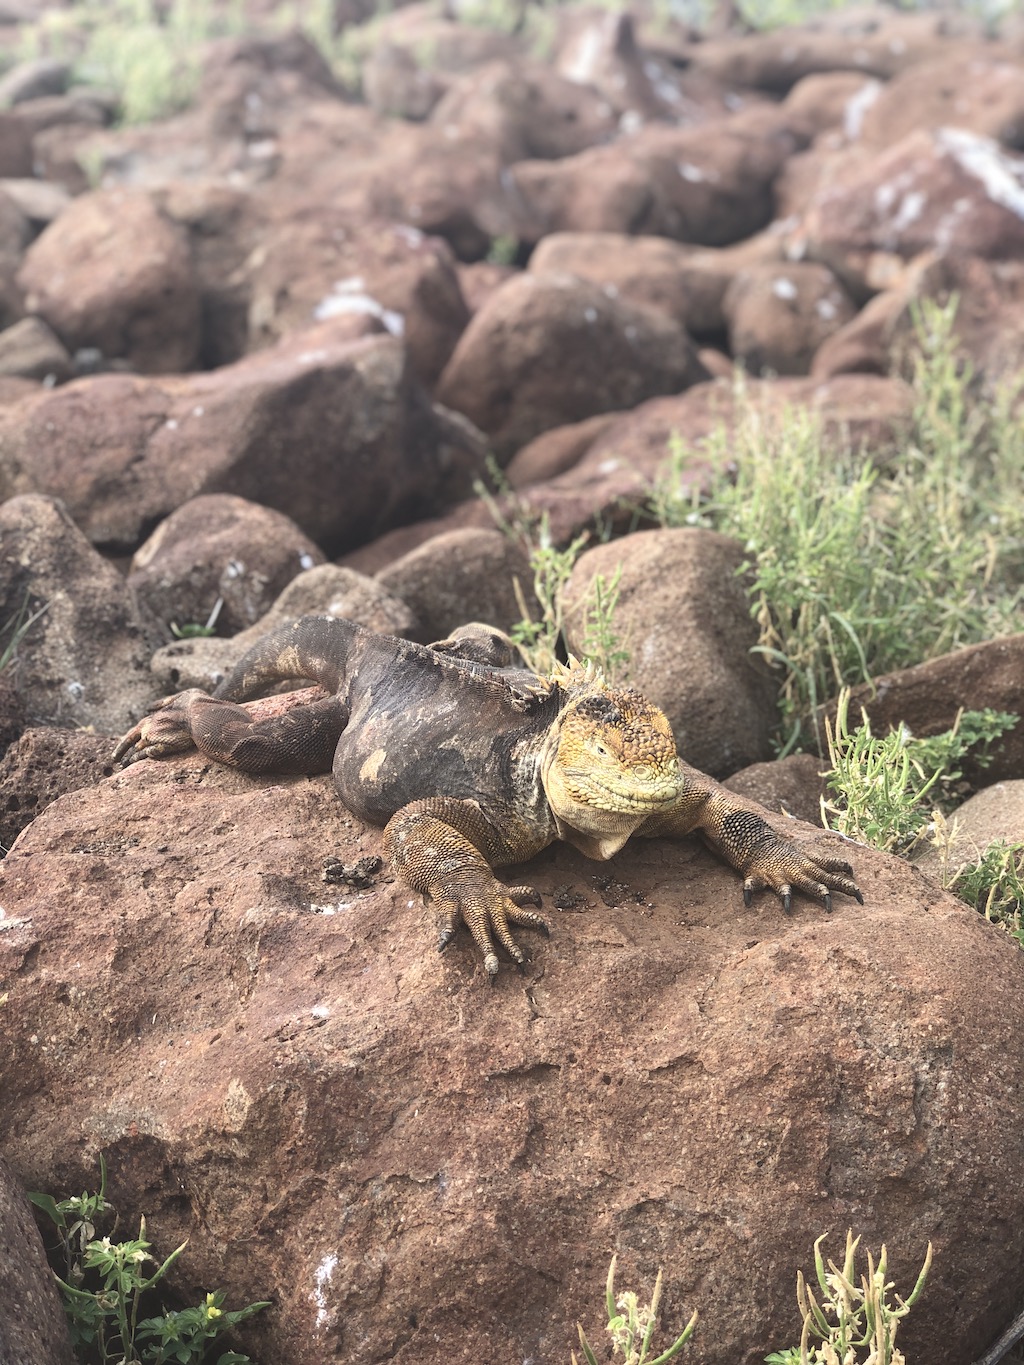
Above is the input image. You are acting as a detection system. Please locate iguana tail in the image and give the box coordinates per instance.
[213,616,371,701]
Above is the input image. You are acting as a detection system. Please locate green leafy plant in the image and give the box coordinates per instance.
[765,1230,932,1365]
[821,690,1017,857]
[574,1255,698,1365]
[30,1160,269,1365]
[649,301,1024,753]
[948,839,1024,949]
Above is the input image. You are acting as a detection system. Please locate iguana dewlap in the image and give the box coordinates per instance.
[114,616,861,979]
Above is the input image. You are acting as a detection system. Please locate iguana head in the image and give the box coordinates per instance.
[540,663,681,861]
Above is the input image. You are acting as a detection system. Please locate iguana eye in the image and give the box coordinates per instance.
[593,741,609,757]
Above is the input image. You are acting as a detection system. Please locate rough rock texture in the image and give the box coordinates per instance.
[887,253,1024,392]
[0,314,71,382]
[127,494,325,637]
[510,110,806,245]
[527,229,781,339]
[504,412,620,490]
[686,7,987,92]
[724,752,829,827]
[146,565,416,694]
[427,58,619,163]
[0,1154,76,1365]
[1,759,1023,1365]
[436,271,708,460]
[375,527,535,642]
[0,327,484,555]
[564,528,779,777]
[723,261,857,376]
[17,187,201,373]
[799,128,1024,297]
[0,675,27,760]
[232,215,471,385]
[0,494,164,734]
[0,725,114,854]
[857,54,1024,151]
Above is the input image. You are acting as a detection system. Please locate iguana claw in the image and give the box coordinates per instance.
[112,692,205,765]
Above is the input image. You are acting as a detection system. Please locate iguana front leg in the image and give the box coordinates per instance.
[639,762,862,913]
[384,797,550,979]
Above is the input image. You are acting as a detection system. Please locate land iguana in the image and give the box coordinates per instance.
[114,616,862,978]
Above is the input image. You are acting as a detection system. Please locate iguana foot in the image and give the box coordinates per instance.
[112,691,206,764]
[435,879,548,980]
[740,844,862,915]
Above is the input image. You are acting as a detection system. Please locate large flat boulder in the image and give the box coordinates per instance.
[1,754,1022,1365]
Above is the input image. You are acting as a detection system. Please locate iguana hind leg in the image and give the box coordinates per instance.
[384,797,549,980]
[114,689,348,775]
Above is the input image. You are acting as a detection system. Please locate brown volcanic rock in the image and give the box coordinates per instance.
[0,1154,75,1365]
[686,6,987,93]
[127,494,326,637]
[799,128,1024,296]
[858,54,1024,152]
[723,261,857,376]
[375,527,535,641]
[0,495,164,735]
[0,325,484,555]
[564,528,779,777]
[146,564,416,695]
[0,725,115,855]
[511,110,805,247]
[527,230,786,339]
[575,372,916,492]
[831,636,1024,790]
[428,58,619,163]
[17,187,201,373]
[239,216,471,386]
[436,271,708,460]
[1,757,1023,1365]
[887,252,1024,393]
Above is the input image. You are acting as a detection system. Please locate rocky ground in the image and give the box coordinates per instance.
[1,1,1024,1362]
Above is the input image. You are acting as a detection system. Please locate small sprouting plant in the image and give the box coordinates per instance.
[576,564,631,681]
[574,1255,698,1365]
[476,459,630,679]
[486,234,520,267]
[765,1230,932,1365]
[29,1153,114,1283]
[509,517,589,676]
[821,690,1017,857]
[170,597,224,639]
[30,1159,269,1365]
[0,591,48,673]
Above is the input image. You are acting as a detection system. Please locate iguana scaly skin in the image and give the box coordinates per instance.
[114,616,861,978]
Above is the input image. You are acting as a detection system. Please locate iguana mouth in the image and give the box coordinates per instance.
[581,776,681,812]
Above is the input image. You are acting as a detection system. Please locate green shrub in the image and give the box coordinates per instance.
[649,300,1024,753]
